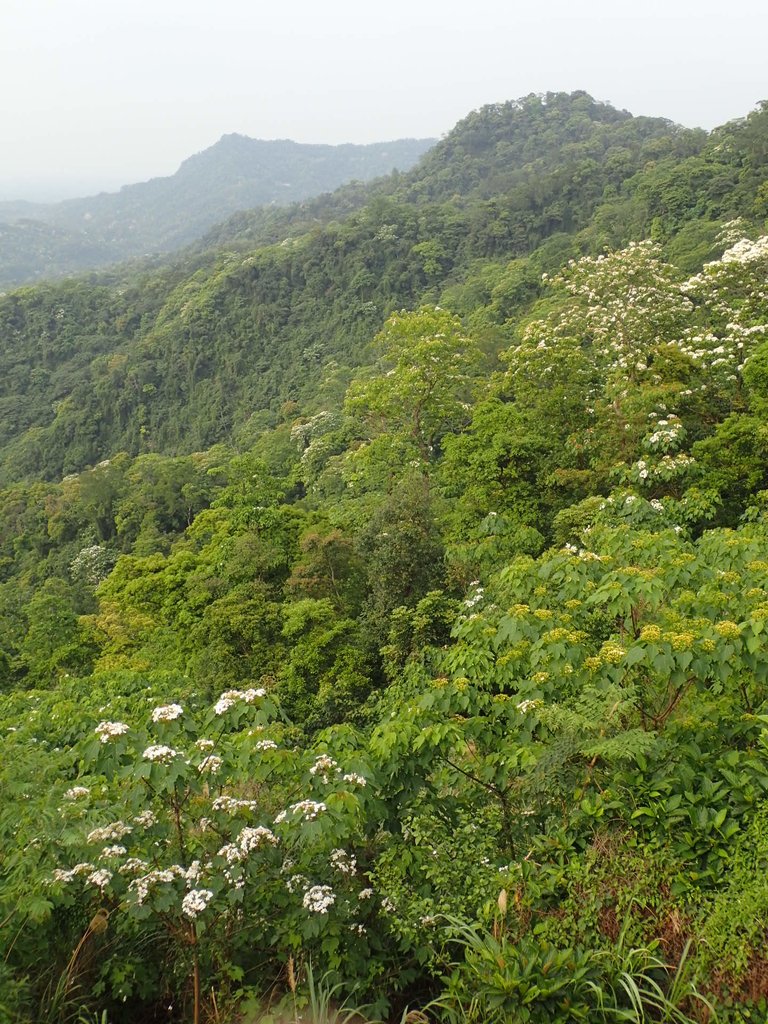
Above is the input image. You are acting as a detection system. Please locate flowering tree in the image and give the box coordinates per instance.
[48,689,375,1020]
[502,234,768,510]
[367,498,768,977]
[344,306,482,461]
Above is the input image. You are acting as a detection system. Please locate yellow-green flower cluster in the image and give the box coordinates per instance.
[639,625,662,642]
[668,632,695,651]
[599,641,626,665]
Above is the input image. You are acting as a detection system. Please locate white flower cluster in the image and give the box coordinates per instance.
[134,810,157,827]
[509,237,768,480]
[302,884,335,914]
[309,755,338,784]
[181,889,214,919]
[214,692,239,716]
[87,821,132,844]
[516,699,541,713]
[285,873,308,894]
[51,862,94,884]
[330,848,357,875]
[517,243,691,375]
[119,857,149,875]
[220,824,278,865]
[87,869,113,892]
[342,772,366,787]
[129,867,182,904]
[198,755,223,775]
[213,688,266,715]
[95,721,129,743]
[217,843,244,865]
[358,888,374,900]
[238,826,278,852]
[142,745,179,763]
[645,416,683,451]
[719,235,768,265]
[99,845,127,859]
[69,544,117,586]
[253,739,278,752]
[464,581,484,609]
[290,410,338,451]
[562,543,602,561]
[212,795,259,813]
[64,786,90,800]
[274,800,327,824]
[634,453,695,483]
[151,704,183,723]
[195,738,215,751]
[185,860,202,884]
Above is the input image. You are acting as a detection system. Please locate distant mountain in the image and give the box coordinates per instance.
[0,135,435,288]
[199,90,703,254]
[2,92,767,486]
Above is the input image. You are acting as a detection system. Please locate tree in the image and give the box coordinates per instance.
[344,307,481,460]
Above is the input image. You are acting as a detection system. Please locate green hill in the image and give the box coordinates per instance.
[2,93,767,486]
[3,91,768,1024]
[0,92,729,483]
[0,134,434,288]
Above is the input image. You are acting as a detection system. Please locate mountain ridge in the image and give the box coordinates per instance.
[0,133,435,288]
[1,92,766,486]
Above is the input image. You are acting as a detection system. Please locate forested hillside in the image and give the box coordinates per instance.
[2,91,768,1024]
[7,92,768,487]
[0,135,434,289]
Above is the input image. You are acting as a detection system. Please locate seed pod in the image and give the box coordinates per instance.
[287,954,296,993]
[89,909,109,935]
[497,888,508,915]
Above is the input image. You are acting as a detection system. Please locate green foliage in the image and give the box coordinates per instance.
[4,92,768,1024]
[345,307,481,459]
[434,920,599,1023]
[697,799,768,992]
[0,136,434,289]
[5,92,767,488]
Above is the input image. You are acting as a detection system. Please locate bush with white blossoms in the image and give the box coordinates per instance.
[94,720,129,743]
[64,785,90,800]
[302,884,336,914]
[506,235,768,502]
[181,888,214,919]
[309,753,338,783]
[197,754,223,774]
[151,703,183,723]
[213,687,266,716]
[46,684,378,1014]
[142,744,179,763]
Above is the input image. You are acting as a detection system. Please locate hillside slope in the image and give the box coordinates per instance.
[1,93,767,487]
[4,92,768,1024]
[0,135,434,287]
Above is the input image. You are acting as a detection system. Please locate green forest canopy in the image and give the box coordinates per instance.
[2,91,768,1023]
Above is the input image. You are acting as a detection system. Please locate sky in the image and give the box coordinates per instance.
[1,0,767,201]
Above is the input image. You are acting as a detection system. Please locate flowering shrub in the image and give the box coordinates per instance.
[5,228,768,1022]
[505,236,768,505]
[45,686,379,1014]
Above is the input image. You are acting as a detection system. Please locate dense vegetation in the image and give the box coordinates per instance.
[2,91,768,1024]
[0,135,434,288]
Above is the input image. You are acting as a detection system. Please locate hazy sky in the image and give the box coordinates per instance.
[2,0,767,200]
